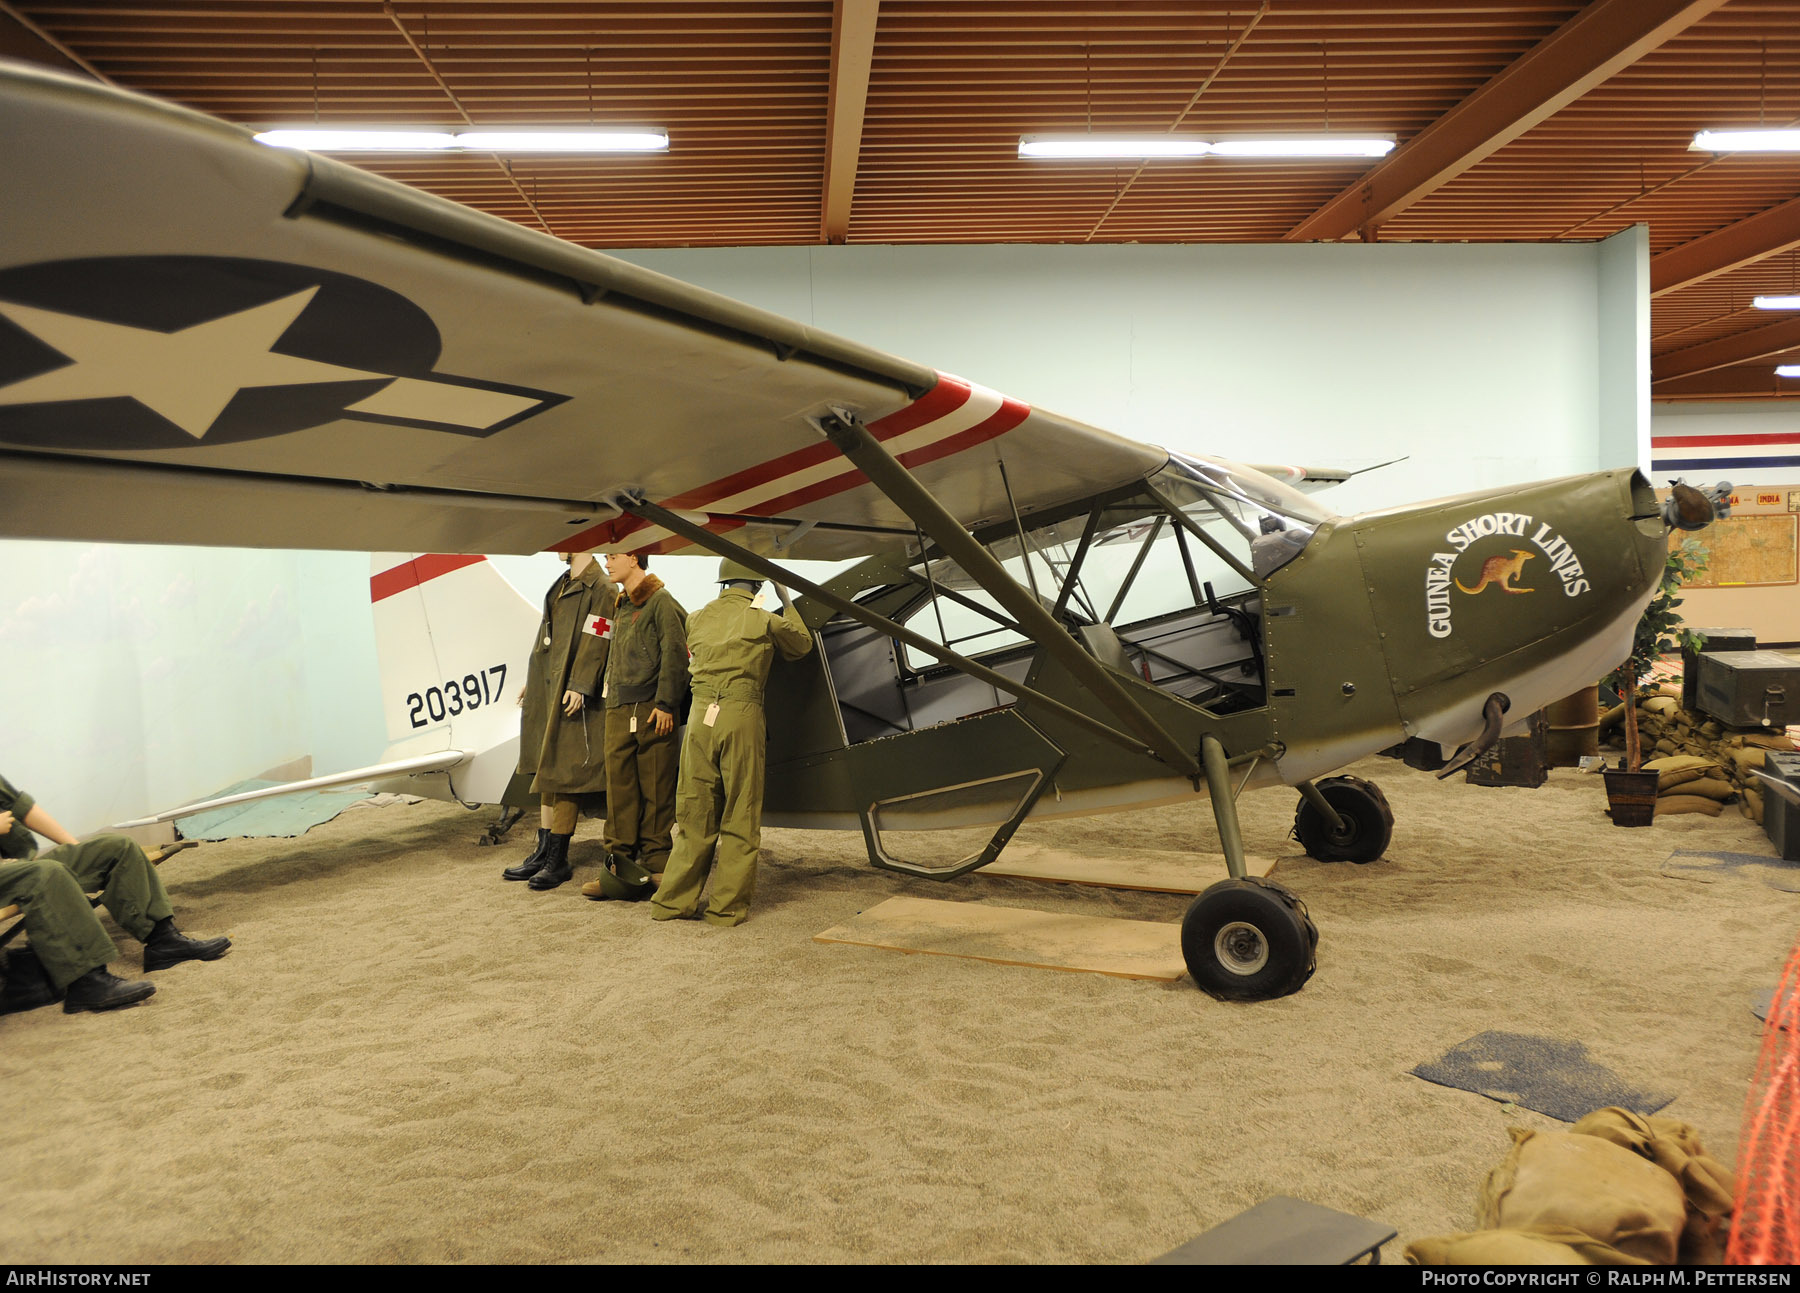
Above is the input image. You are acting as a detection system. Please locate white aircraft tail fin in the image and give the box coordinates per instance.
[370,554,538,804]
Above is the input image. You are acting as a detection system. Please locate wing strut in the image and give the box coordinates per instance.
[814,409,1203,780]
[620,498,1155,760]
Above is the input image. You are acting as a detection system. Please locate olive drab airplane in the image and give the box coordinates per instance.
[0,62,1730,1000]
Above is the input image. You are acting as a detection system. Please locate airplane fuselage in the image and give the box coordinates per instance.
[757,465,1662,836]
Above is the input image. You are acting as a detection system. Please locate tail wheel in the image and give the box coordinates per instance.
[1181,877,1319,1001]
[1293,775,1394,864]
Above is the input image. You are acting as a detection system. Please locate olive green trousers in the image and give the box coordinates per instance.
[602,702,679,867]
[650,699,767,926]
[0,837,173,989]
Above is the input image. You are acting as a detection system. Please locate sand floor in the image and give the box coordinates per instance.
[1,756,1791,1264]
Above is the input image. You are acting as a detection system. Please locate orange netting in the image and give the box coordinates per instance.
[1728,938,1800,1263]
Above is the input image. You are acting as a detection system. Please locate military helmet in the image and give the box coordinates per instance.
[718,557,762,583]
[593,852,655,901]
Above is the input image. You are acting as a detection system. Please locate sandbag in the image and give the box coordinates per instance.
[1478,1129,1687,1265]
[1656,768,1709,793]
[1645,755,1718,774]
[1671,777,1734,802]
[1742,733,1798,751]
[1404,1225,1646,1266]
[1643,696,1679,716]
[1568,1109,1737,1264]
[1655,795,1724,817]
[1743,790,1765,825]
[1731,748,1768,776]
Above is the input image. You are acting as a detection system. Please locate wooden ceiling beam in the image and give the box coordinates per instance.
[0,0,113,82]
[1650,367,1800,400]
[822,0,878,244]
[1285,0,1728,242]
[1654,315,1800,384]
[1651,194,1800,298]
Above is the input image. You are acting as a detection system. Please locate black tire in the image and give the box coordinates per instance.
[1293,775,1393,864]
[1181,877,1319,1001]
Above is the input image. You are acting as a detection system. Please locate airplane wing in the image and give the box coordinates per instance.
[0,63,1191,563]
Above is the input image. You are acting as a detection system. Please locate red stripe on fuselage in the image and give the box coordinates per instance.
[370,553,486,603]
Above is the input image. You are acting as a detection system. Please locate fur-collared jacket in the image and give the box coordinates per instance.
[602,574,689,715]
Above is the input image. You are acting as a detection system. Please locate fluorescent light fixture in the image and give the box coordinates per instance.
[254,129,456,151]
[1778,365,1800,378]
[1208,136,1395,158]
[454,129,668,153]
[1755,296,1800,310]
[255,127,669,154]
[1693,129,1800,153]
[1018,133,1394,160]
[1020,134,1213,159]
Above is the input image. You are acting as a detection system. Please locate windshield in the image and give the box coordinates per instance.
[1153,454,1335,580]
[1163,453,1337,526]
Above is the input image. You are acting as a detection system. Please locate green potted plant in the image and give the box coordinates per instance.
[1602,537,1709,825]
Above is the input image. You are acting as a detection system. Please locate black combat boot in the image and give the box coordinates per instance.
[142,917,232,971]
[62,966,156,1012]
[527,833,574,890]
[0,947,63,1014]
[501,828,552,881]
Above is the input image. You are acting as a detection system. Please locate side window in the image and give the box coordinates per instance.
[896,558,1030,671]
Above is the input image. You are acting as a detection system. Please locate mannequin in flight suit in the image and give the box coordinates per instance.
[650,558,813,927]
[0,773,230,1013]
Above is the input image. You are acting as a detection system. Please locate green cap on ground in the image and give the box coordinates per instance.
[593,853,655,901]
[718,558,762,583]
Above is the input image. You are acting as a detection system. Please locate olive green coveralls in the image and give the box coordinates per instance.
[650,588,813,926]
[0,775,173,990]
[600,576,688,869]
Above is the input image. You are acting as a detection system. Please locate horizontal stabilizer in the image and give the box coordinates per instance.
[112,750,468,828]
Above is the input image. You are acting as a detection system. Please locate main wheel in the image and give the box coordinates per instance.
[1293,775,1394,863]
[1181,877,1319,1001]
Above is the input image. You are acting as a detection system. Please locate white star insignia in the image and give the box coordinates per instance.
[0,288,390,438]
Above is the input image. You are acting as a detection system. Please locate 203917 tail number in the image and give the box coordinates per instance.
[406,664,507,728]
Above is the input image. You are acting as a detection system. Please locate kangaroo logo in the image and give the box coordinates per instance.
[1456,549,1534,595]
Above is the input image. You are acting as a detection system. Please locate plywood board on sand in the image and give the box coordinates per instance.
[814,895,1187,981]
[979,842,1273,892]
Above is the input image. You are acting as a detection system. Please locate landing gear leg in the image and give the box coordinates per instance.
[1184,736,1319,1000]
[1199,734,1247,880]
[477,805,525,847]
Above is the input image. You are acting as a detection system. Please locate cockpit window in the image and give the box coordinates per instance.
[1153,454,1334,579]
[1165,453,1338,526]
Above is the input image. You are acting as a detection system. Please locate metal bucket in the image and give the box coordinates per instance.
[1603,768,1659,827]
[1545,684,1600,766]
